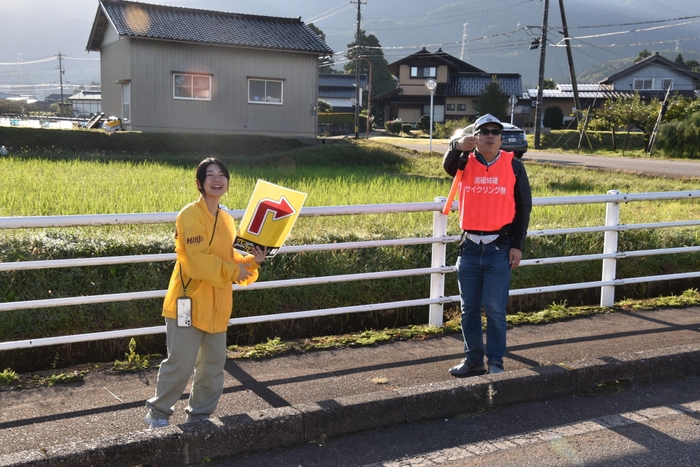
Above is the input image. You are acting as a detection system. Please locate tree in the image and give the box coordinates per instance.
[674,53,685,66]
[656,111,700,159]
[476,80,508,121]
[308,23,339,74]
[345,29,396,98]
[317,100,333,113]
[685,60,700,72]
[634,49,652,63]
[543,79,556,90]
[543,105,564,129]
[588,93,659,146]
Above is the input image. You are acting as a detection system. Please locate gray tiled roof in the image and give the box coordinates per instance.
[447,74,522,97]
[319,74,367,88]
[319,73,367,99]
[89,0,332,54]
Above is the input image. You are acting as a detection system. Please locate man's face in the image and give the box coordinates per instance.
[475,124,501,156]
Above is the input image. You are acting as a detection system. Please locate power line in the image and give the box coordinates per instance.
[306,3,354,24]
[0,56,100,66]
[549,14,700,30]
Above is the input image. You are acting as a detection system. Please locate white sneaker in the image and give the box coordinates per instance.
[144,413,169,429]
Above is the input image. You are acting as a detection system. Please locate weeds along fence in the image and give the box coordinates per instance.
[1,190,699,352]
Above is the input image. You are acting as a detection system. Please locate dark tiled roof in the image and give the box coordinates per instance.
[447,74,522,97]
[388,48,484,76]
[319,74,367,99]
[87,0,332,54]
[319,74,366,88]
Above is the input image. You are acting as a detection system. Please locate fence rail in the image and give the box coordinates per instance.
[1,190,699,352]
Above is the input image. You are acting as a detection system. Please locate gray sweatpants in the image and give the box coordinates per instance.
[145,318,227,422]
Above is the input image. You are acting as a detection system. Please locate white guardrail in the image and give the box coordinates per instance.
[1,190,699,351]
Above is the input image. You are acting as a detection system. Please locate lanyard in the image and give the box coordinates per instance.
[179,208,219,296]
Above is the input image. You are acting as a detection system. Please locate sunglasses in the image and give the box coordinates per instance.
[476,128,502,135]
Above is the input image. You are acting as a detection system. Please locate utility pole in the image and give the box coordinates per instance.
[360,57,373,139]
[533,0,549,149]
[351,0,366,139]
[558,0,580,125]
[56,51,65,103]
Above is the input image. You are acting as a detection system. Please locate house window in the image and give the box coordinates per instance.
[633,78,673,91]
[457,104,466,111]
[633,78,653,90]
[410,66,436,78]
[173,73,211,100]
[121,82,130,122]
[446,104,455,110]
[248,79,283,104]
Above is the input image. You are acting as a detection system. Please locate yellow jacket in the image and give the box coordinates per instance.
[162,197,259,333]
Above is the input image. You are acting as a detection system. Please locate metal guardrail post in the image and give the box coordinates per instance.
[601,190,621,306]
[429,196,449,326]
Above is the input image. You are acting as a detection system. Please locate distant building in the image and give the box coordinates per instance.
[45,93,68,104]
[68,90,102,116]
[522,53,700,128]
[85,0,332,138]
[600,52,700,98]
[373,48,522,126]
[318,73,367,113]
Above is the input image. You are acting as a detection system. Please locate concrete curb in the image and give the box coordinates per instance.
[2,343,699,467]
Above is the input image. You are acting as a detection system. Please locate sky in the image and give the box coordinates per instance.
[1,0,699,99]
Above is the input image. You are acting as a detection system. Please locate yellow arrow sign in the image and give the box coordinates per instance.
[233,180,307,257]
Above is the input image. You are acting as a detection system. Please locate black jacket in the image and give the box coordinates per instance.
[443,142,532,251]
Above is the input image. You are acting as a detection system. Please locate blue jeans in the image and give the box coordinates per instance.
[456,237,512,368]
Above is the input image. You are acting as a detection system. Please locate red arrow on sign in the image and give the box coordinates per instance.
[246,196,296,236]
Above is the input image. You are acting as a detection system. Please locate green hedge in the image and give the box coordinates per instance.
[531,130,646,151]
[0,127,304,158]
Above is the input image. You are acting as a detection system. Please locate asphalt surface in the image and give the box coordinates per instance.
[376,137,700,179]
[1,306,699,467]
[194,376,700,467]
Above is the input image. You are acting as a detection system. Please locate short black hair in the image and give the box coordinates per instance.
[195,157,230,197]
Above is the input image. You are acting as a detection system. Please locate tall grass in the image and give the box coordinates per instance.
[0,138,698,370]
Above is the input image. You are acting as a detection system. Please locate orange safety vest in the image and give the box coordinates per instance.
[458,151,517,232]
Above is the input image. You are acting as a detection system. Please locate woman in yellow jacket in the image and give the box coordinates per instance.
[145,157,266,428]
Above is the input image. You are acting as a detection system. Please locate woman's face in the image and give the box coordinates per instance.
[199,163,229,198]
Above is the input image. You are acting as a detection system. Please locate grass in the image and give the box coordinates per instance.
[2,288,696,389]
[220,288,700,360]
[0,134,698,372]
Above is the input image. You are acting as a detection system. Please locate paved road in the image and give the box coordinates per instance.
[380,139,700,179]
[194,376,700,467]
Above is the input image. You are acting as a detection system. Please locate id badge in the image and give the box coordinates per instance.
[176,297,192,327]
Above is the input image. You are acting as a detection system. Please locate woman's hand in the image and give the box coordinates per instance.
[252,246,267,265]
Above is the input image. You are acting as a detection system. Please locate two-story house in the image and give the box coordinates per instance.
[373,48,522,127]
